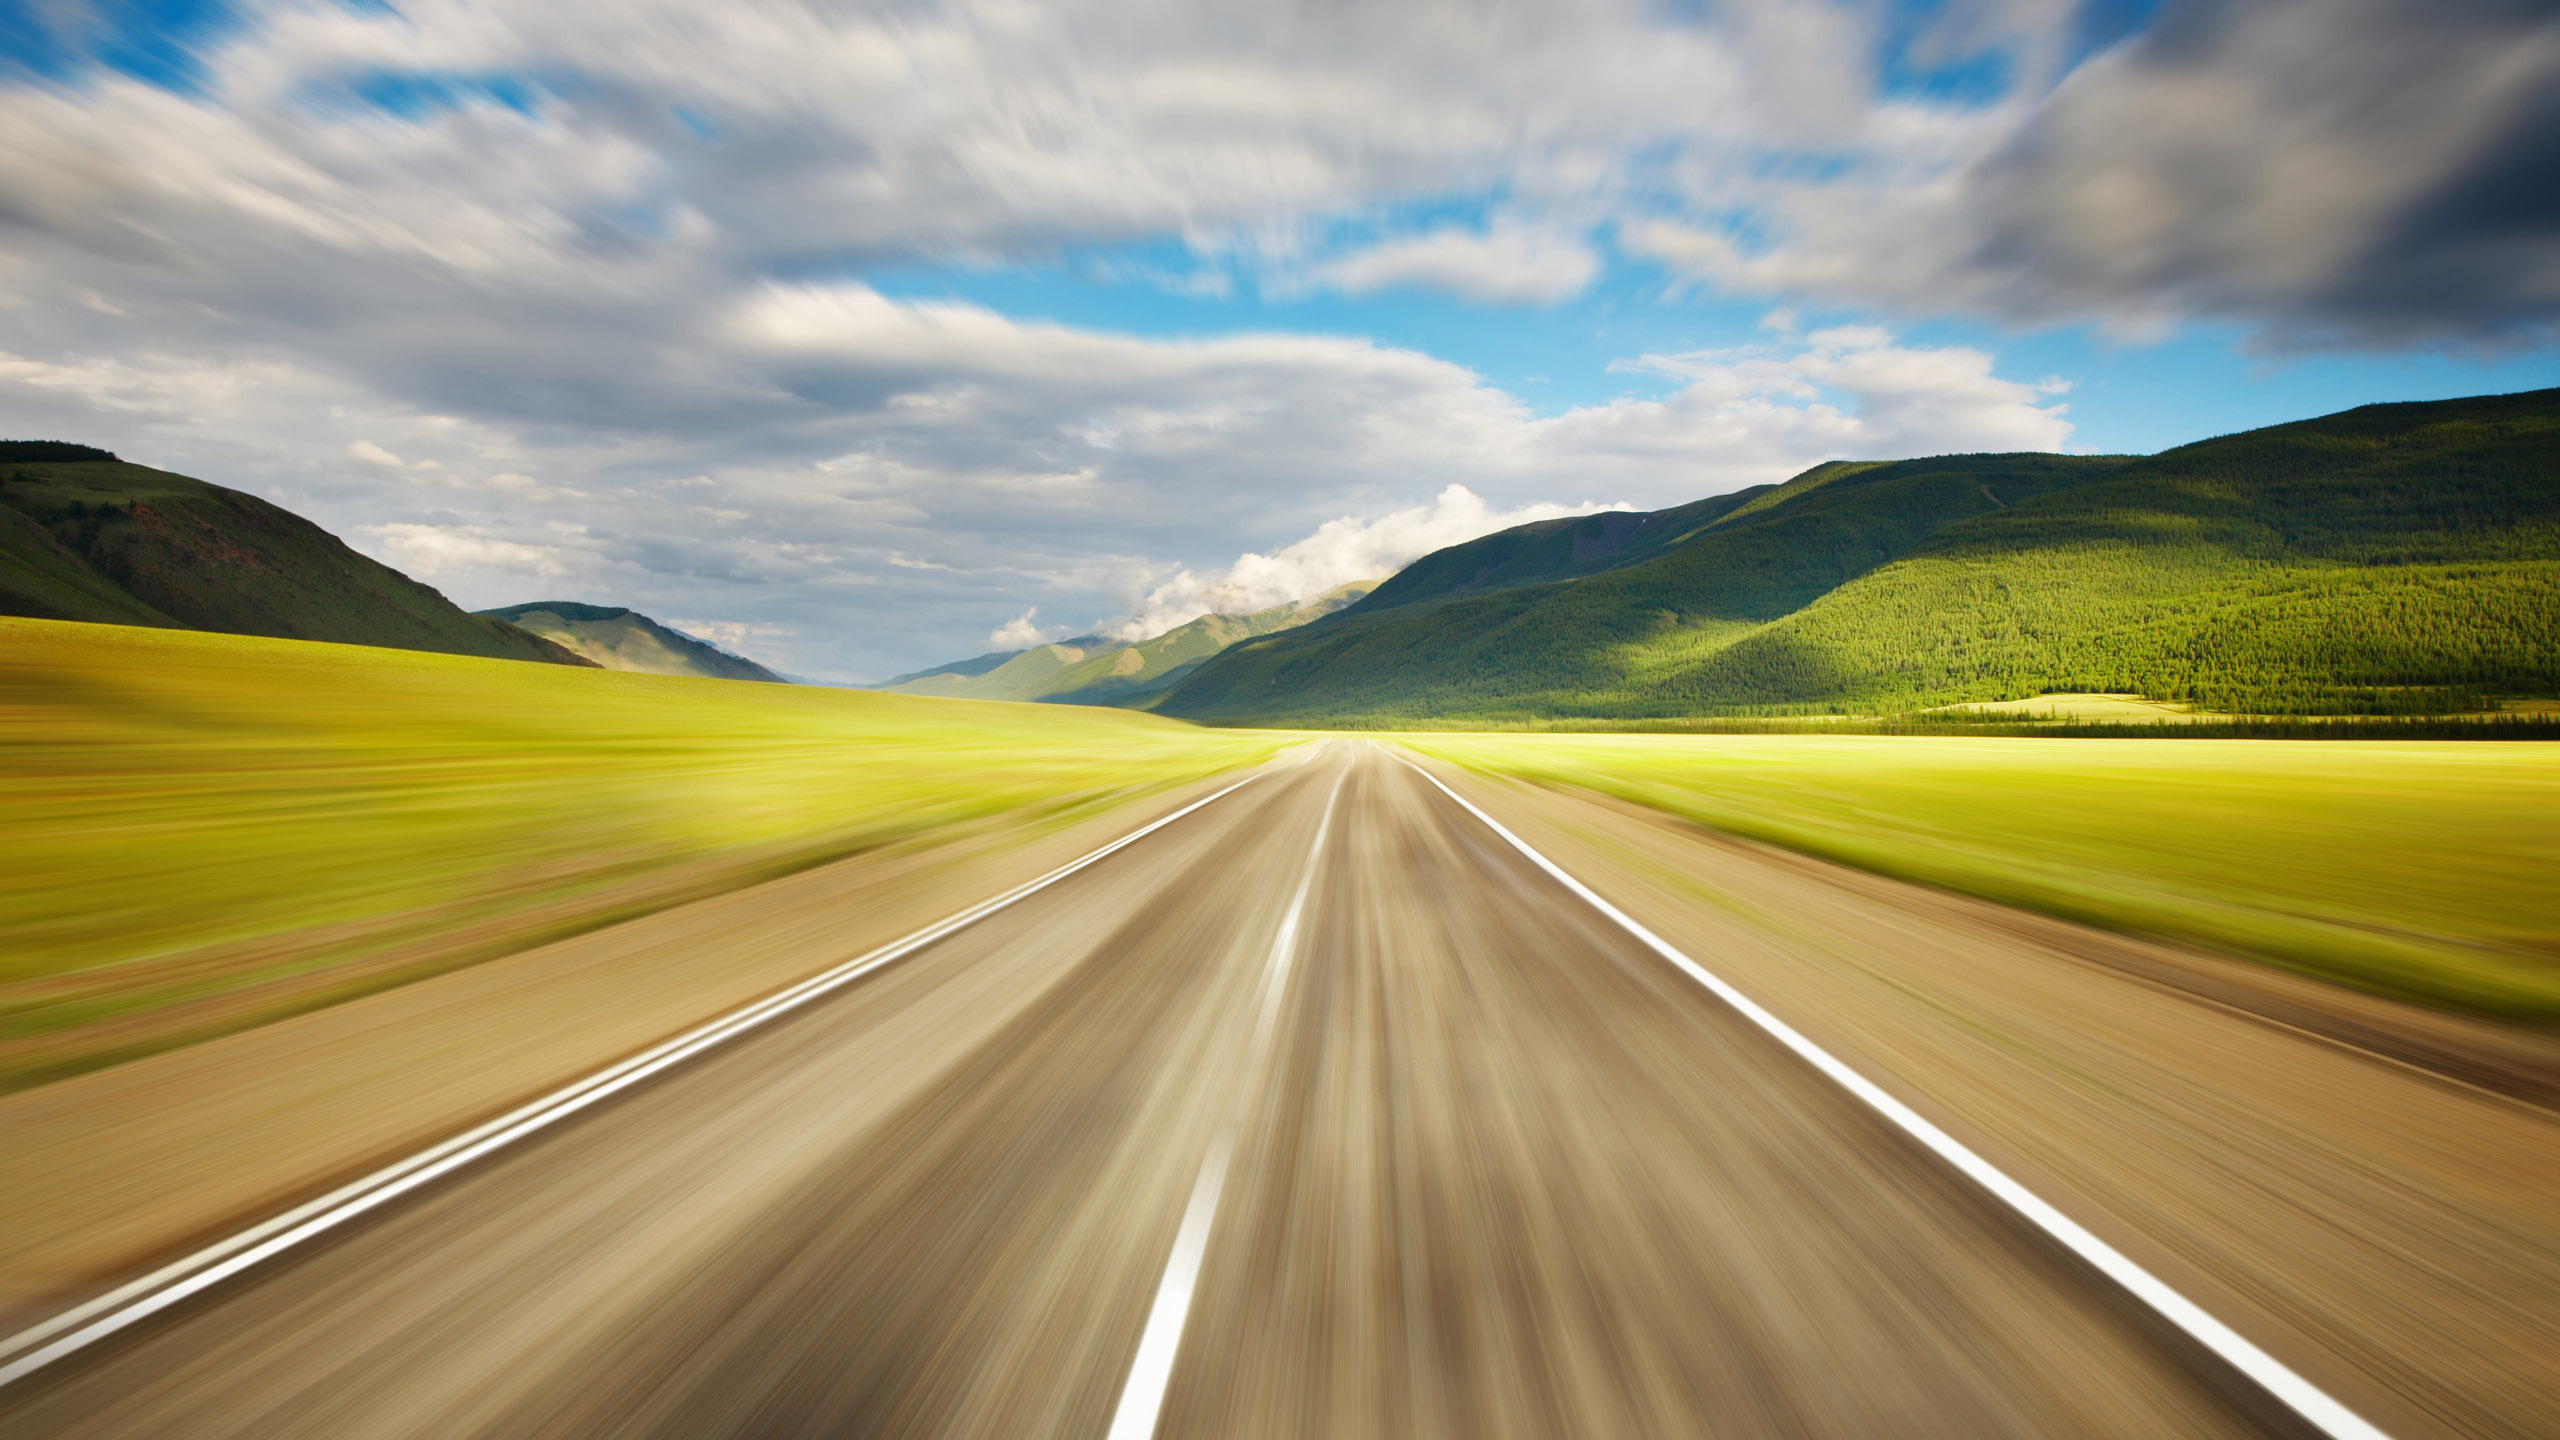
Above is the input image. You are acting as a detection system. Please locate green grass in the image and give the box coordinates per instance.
[0,617,1282,1089]
[1403,733,2560,1018]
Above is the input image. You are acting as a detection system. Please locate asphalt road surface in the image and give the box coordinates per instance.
[0,743,2344,1437]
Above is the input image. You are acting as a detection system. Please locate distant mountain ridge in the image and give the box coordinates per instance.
[878,634,1108,702]
[1337,486,1781,616]
[0,446,589,666]
[871,650,1024,689]
[879,581,1378,705]
[1156,388,2560,724]
[477,602,788,683]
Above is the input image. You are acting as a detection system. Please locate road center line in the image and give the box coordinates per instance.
[1106,766,1344,1440]
[0,772,1267,1393]
[1402,758,2391,1440]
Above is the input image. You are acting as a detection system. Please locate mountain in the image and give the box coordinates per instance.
[878,582,1379,705]
[1038,581,1381,704]
[477,601,788,682]
[1340,488,1775,614]
[1156,389,2560,724]
[0,444,590,666]
[870,650,1023,688]
[876,633,1111,701]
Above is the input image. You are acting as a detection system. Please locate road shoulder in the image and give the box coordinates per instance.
[1406,752,2560,1440]
[0,770,1258,1330]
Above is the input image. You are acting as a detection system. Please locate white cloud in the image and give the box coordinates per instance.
[662,618,788,654]
[358,522,577,590]
[1589,327,2074,463]
[1628,0,2560,344]
[345,439,405,468]
[0,0,1851,313]
[988,607,1072,649]
[1312,222,1602,304]
[1111,485,1617,639]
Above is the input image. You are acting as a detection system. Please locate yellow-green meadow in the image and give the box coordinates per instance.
[1403,732,2560,1017]
[13,607,2551,1095]
[0,618,1281,1089]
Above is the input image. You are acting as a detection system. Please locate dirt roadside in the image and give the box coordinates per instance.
[0,770,1258,1330]
[1410,756,2560,1440]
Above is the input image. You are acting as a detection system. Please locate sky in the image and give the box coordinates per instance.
[0,0,2554,681]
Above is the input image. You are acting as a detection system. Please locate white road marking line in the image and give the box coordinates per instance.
[1107,767,1345,1440]
[1107,1136,1232,1440]
[0,774,1266,1392]
[1403,759,2393,1440]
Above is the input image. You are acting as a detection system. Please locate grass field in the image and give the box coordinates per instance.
[0,618,1282,1090]
[1403,733,2560,1018]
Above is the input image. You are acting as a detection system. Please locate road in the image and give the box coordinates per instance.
[0,742,2363,1436]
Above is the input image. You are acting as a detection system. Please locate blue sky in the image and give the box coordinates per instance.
[874,247,2560,456]
[1,0,2553,678]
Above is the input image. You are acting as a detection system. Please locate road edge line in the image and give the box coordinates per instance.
[1402,758,2390,1440]
[0,771,1266,1391]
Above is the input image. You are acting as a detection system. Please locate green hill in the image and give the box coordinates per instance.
[1038,581,1379,704]
[879,633,1111,701]
[0,445,588,666]
[1340,489,1772,613]
[479,601,786,682]
[1156,389,2560,724]
[871,650,1021,688]
[879,581,1377,705]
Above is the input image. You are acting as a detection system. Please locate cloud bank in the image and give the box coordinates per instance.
[0,276,2072,678]
[1631,0,2560,345]
[1313,222,1604,305]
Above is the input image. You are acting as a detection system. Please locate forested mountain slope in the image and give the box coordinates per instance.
[1157,389,2560,723]
[1339,487,1777,614]
[0,444,588,666]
